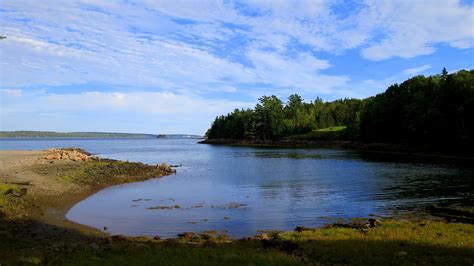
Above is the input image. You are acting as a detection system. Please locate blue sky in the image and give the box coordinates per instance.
[1,0,473,135]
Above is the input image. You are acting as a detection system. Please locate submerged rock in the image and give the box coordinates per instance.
[147,205,181,210]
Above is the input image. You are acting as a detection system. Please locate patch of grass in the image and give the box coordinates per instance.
[50,242,304,266]
[315,126,347,132]
[288,126,347,141]
[0,184,20,196]
[278,220,474,265]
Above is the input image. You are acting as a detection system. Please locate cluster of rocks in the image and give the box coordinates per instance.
[42,148,91,162]
[294,218,383,233]
[156,163,176,173]
[328,218,383,230]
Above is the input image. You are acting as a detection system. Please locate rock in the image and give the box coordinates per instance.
[294,226,314,232]
[257,233,269,240]
[369,218,382,227]
[105,236,113,244]
[45,154,60,160]
[398,251,408,257]
[147,205,181,210]
[43,148,90,162]
[103,226,108,231]
[153,235,161,240]
[178,232,196,239]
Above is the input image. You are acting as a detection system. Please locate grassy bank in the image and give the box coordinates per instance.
[2,214,472,265]
[287,126,347,141]
[0,149,473,265]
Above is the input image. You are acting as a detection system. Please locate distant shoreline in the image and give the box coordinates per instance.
[0,131,203,139]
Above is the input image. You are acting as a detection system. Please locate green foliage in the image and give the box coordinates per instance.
[206,95,361,140]
[206,69,473,149]
[359,69,474,146]
[255,95,285,140]
[288,126,347,141]
[0,184,20,196]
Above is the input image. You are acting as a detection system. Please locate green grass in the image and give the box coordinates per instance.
[0,184,20,196]
[315,126,347,132]
[50,243,304,266]
[287,126,347,141]
[0,184,19,207]
[1,219,471,265]
[277,220,474,265]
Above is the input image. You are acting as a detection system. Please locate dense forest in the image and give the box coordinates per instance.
[205,69,473,147]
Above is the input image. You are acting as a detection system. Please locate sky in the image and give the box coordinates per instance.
[0,0,473,135]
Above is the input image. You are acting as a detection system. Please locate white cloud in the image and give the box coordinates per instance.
[0,89,22,98]
[1,0,471,91]
[360,0,474,60]
[402,65,432,75]
[246,48,348,93]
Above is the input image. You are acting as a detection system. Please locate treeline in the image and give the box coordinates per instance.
[205,69,473,146]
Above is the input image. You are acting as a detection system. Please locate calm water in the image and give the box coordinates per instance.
[1,138,472,238]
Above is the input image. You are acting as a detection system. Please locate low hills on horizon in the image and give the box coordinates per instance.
[0,131,203,139]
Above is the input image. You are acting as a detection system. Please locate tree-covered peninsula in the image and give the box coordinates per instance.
[204,69,473,152]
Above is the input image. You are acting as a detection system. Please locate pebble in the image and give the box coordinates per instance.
[398,251,408,257]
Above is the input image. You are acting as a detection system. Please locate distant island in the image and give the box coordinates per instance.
[0,131,203,139]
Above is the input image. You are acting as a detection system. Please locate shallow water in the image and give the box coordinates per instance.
[1,138,472,238]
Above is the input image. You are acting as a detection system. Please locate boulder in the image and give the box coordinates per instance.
[178,232,196,239]
[294,226,314,232]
